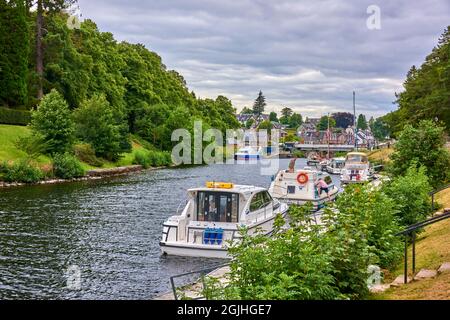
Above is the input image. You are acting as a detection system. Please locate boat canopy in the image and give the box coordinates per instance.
[346,153,368,163]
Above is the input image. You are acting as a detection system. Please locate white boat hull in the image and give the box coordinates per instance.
[160,208,288,258]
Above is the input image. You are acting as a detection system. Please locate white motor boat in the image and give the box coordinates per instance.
[340,152,373,184]
[160,182,288,259]
[234,146,262,160]
[326,157,346,175]
[269,165,339,211]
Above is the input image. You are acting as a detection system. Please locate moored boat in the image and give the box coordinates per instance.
[340,152,373,184]
[269,160,339,211]
[234,146,262,160]
[160,182,288,258]
[326,157,346,175]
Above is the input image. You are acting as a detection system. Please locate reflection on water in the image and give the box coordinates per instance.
[0,159,340,299]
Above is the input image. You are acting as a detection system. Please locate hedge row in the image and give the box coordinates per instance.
[0,107,31,125]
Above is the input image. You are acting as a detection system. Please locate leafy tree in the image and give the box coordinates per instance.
[252,91,266,116]
[240,107,253,114]
[357,114,368,130]
[390,120,450,187]
[281,107,293,118]
[245,118,255,129]
[383,165,432,226]
[31,89,75,154]
[289,113,303,128]
[258,120,273,130]
[73,94,128,161]
[389,27,450,134]
[370,117,390,141]
[317,116,336,131]
[269,111,278,122]
[0,0,29,106]
[332,112,354,129]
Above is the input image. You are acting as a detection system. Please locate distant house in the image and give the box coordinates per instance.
[236,114,270,129]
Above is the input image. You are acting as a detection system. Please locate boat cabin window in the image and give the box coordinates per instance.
[250,191,273,212]
[346,154,368,163]
[197,192,239,223]
[287,186,296,194]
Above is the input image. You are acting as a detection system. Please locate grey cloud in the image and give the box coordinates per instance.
[78,0,450,118]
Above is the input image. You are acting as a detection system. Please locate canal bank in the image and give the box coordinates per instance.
[0,158,342,299]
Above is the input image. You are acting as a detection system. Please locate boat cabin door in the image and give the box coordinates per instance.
[197,192,239,223]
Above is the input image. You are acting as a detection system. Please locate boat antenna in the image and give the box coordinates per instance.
[327,112,331,159]
[353,91,358,151]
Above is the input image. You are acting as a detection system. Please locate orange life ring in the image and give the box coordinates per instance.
[297,173,309,185]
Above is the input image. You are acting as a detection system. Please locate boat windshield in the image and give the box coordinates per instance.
[346,154,368,163]
[197,192,239,223]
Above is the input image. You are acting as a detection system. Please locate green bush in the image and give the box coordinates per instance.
[52,153,85,179]
[133,150,172,169]
[15,134,51,160]
[73,95,130,161]
[382,164,433,227]
[0,107,31,125]
[132,150,151,169]
[0,160,43,183]
[73,143,104,167]
[31,90,75,154]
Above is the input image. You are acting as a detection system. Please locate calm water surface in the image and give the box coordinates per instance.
[0,159,341,300]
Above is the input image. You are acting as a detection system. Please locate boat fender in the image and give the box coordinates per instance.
[297,173,309,185]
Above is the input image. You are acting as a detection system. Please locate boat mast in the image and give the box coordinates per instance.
[353,91,358,151]
[327,112,330,159]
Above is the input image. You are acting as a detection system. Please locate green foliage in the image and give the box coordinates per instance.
[52,153,85,179]
[390,120,450,187]
[252,91,266,116]
[258,120,273,130]
[15,133,51,160]
[204,185,404,300]
[0,107,31,125]
[317,116,336,131]
[388,27,450,134]
[357,114,368,130]
[292,150,305,158]
[370,117,390,141]
[289,113,303,128]
[73,95,129,161]
[0,0,29,106]
[332,112,354,129]
[382,165,432,227]
[73,143,104,167]
[0,159,43,183]
[269,112,278,122]
[132,149,172,169]
[31,89,75,154]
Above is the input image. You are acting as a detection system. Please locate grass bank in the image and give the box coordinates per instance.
[0,124,170,181]
[372,188,450,300]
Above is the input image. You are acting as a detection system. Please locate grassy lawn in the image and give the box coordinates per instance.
[372,188,450,300]
[0,124,146,171]
[368,147,394,163]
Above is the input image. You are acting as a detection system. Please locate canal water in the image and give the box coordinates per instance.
[0,159,341,300]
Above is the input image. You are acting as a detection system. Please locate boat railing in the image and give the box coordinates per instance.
[176,197,189,215]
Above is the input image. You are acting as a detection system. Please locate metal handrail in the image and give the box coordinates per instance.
[170,263,230,300]
[395,210,450,284]
[429,183,450,210]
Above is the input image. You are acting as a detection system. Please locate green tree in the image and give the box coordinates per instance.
[31,89,75,154]
[371,117,390,141]
[258,120,273,130]
[289,113,303,128]
[317,116,336,131]
[332,112,354,129]
[357,114,368,130]
[383,165,432,226]
[252,91,266,116]
[240,107,253,114]
[389,27,450,134]
[73,95,128,161]
[281,107,293,118]
[0,0,29,106]
[390,120,450,187]
[269,111,278,122]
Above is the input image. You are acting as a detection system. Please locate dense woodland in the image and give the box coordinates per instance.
[385,27,450,136]
[0,0,240,155]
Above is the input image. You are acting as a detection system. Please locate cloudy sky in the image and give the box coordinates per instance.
[77,0,450,118]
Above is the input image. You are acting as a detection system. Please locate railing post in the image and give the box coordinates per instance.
[404,235,408,284]
[412,232,416,275]
[431,194,435,211]
[170,276,178,300]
